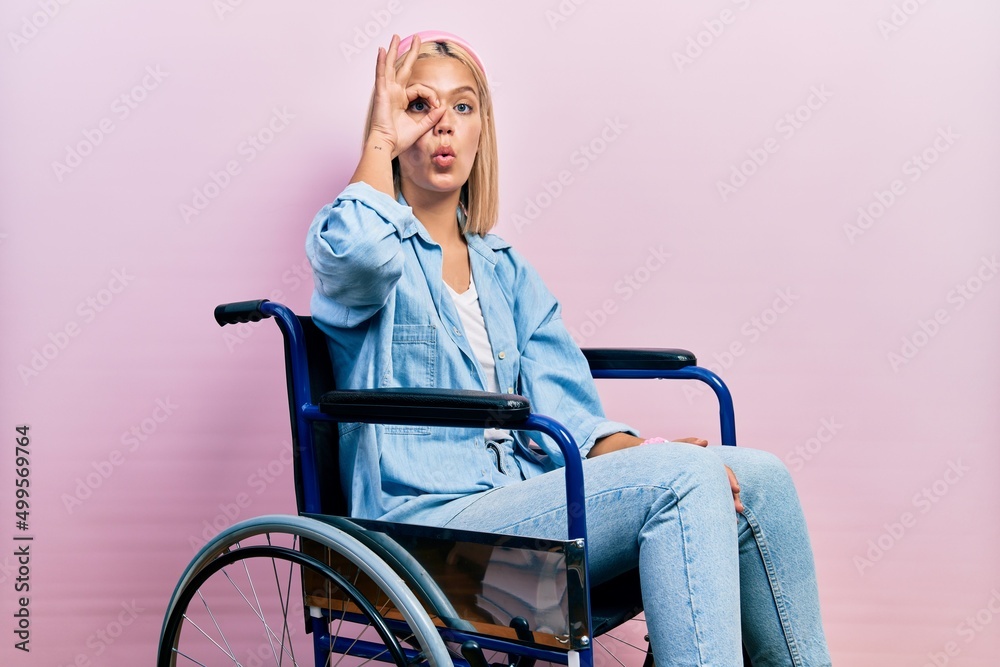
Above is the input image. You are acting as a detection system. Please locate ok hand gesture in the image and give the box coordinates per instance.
[367,34,446,158]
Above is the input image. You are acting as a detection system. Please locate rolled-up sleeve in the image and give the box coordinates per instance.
[306,182,411,327]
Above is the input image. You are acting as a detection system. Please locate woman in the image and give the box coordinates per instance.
[306,31,832,666]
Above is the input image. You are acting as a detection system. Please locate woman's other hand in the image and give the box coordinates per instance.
[671,436,708,447]
[590,434,742,513]
[664,437,742,512]
[725,465,743,513]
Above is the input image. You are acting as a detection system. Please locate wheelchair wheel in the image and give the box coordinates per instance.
[158,515,452,667]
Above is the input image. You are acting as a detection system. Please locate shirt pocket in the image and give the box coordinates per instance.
[385,324,437,434]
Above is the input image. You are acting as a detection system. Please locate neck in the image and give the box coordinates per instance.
[401,183,464,245]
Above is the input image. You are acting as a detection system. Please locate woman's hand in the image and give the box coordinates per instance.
[368,34,447,158]
[725,465,743,514]
[671,436,708,447]
[589,434,743,513]
[663,437,742,512]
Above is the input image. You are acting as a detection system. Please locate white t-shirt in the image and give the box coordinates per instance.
[445,274,512,442]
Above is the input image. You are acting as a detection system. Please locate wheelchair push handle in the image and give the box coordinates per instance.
[214,300,272,326]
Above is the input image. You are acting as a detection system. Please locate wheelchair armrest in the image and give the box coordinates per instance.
[582,347,696,371]
[318,388,532,429]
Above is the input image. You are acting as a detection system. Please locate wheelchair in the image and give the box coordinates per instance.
[157,299,740,667]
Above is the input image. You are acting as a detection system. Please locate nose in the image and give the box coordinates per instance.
[434,109,454,135]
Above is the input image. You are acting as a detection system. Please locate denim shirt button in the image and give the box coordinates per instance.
[498,351,506,359]
[453,327,462,337]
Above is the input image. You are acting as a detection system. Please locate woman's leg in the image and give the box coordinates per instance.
[711,446,832,667]
[407,443,746,667]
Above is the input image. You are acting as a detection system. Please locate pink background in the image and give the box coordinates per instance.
[2,1,999,664]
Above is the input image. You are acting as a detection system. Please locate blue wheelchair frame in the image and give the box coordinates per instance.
[213,299,737,667]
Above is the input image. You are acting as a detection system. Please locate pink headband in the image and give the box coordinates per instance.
[396,31,487,77]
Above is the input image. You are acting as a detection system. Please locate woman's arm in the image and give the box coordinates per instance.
[306,186,409,320]
[307,35,448,326]
[588,432,644,457]
[588,434,708,457]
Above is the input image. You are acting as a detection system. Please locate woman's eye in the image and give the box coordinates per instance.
[408,99,428,112]
[456,103,473,114]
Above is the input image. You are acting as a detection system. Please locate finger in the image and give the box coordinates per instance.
[385,34,400,84]
[374,45,387,90]
[405,84,440,109]
[725,465,744,514]
[396,34,421,82]
[726,466,740,495]
[417,105,447,132]
[404,102,446,136]
[672,437,709,447]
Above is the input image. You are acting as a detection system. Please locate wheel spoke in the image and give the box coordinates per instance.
[196,589,238,661]
[239,550,282,665]
[330,561,380,667]
[600,632,648,652]
[172,646,210,666]
[221,562,299,659]
[266,534,298,667]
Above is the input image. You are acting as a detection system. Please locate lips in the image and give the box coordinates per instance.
[432,146,455,167]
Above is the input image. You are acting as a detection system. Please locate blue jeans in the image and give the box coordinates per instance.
[407,443,832,666]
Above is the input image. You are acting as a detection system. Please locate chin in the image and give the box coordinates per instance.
[401,165,473,195]
[418,176,469,193]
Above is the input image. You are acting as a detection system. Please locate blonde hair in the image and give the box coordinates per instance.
[363,38,499,236]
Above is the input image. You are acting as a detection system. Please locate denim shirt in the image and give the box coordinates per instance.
[306,182,636,523]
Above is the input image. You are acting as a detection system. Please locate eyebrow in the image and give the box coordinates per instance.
[443,85,477,97]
